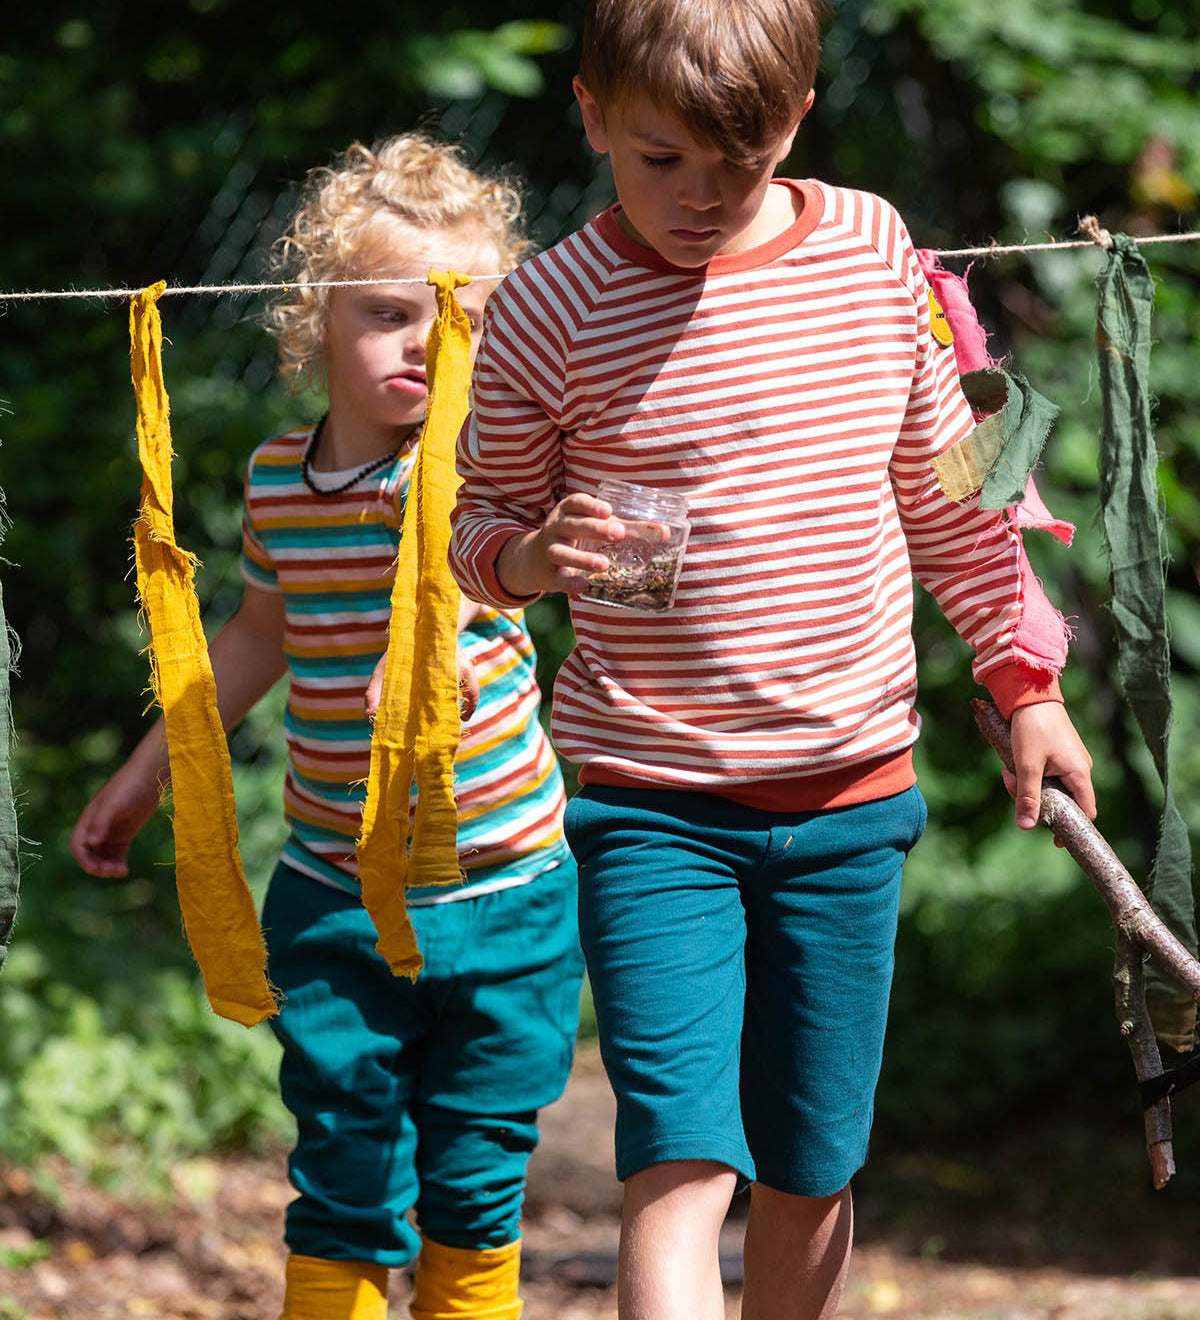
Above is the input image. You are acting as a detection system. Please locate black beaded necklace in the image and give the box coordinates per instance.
[299,414,411,496]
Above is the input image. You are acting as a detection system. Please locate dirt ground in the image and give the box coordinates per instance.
[2,1043,1199,1320]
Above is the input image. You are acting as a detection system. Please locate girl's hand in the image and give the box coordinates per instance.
[1002,701,1096,830]
[496,493,626,598]
[364,651,480,722]
[70,762,163,878]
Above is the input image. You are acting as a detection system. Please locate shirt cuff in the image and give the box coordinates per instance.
[982,662,1064,721]
[474,524,544,609]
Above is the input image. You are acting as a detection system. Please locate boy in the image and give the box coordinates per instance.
[447,3,1096,1318]
[72,135,583,1320]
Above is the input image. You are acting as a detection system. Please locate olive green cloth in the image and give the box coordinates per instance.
[1096,234,1197,1053]
[0,570,20,974]
[929,372,1056,514]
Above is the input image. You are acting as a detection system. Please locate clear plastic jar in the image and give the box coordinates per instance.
[578,479,690,613]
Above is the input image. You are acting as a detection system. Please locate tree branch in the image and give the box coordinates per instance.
[970,699,1200,1187]
[970,700,1200,999]
[1113,932,1175,1190]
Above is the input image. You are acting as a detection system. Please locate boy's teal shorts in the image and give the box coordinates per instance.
[565,783,926,1198]
[262,854,583,1265]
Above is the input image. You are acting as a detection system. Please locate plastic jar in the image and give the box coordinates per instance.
[579,479,690,613]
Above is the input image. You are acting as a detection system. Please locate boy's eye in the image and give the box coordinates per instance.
[641,155,678,170]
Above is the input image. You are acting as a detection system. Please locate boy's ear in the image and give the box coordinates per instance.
[573,76,610,154]
[775,91,816,165]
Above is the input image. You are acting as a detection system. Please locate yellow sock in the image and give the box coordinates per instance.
[409,1237,523,1319]
[280,1253,389,1320]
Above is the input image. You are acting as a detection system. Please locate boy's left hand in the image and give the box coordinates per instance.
[1002,701,1096,831]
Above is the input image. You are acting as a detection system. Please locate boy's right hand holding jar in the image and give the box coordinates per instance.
[496,491,627,598]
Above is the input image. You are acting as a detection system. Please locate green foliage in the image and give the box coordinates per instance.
[413,21,571,99]
[1,0,1198,1192]
[0,0,581,1181]
[868,0,1200,183]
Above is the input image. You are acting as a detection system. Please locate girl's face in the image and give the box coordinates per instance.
[322,222,496,443]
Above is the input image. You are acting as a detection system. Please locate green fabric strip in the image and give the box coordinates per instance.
[1095,234,1197,1053]
[931,369,1060,507]
[0,569,20,974]
[967,369,1061,509]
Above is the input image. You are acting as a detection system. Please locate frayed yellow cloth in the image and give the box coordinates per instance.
[129,281,277,1027]
[410,1237,523,1319]
[356,271,473,979]
[280,1254,388,1320]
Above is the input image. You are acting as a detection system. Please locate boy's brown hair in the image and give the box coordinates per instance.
[579,0,824,166]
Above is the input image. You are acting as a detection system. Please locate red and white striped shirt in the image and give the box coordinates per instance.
[450,180,1066,809]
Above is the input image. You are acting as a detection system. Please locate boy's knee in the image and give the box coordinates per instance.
[624,1159,740,1211]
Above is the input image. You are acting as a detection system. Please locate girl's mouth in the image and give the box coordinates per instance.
[386,372,427,397]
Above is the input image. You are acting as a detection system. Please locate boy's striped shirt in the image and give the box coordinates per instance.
[242,427,567,897]
[450,180,1067,807]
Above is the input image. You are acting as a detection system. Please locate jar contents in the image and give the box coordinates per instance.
[579,480,690,613]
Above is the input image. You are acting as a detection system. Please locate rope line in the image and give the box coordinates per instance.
[2,226,1198,303]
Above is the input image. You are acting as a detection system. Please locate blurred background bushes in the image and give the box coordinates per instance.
[1,0,1197,1209]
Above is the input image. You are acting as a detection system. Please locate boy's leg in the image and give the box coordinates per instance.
[409,856,583,1317]
[739,786,927,1319]
[565,787,762,1319]
[619,1160,738,1320]
[741,1184,853,1320]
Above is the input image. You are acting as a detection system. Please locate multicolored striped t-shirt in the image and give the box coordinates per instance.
[240,425,568,900]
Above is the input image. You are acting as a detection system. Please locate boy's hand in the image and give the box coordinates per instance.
[1002,701,1096,830]
[497,493,625,598]
[70,762,163,878]
[364,652,480,722]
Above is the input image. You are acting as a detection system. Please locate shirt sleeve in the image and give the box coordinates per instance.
[449,273,570,608]
[239,453,280,594]
[887,220,1068,716]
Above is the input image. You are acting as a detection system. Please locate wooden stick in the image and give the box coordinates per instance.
[970,699,1200,1187]
[1113,932,1175,1189]
[970,701,1200,999]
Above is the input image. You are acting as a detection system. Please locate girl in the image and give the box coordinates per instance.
[71,134,583,1320]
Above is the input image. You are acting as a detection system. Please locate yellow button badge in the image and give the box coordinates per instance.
[928,289,954,347]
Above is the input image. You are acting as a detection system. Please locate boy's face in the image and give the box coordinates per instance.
[323,224,493,439]
[574,80,811,268]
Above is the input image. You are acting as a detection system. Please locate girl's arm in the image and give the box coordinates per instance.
[70,584,287,877]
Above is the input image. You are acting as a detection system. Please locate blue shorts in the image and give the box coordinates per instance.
[565,784,926,1198]
[262,855,584,1265]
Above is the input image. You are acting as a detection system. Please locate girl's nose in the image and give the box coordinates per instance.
[404,319,436,357]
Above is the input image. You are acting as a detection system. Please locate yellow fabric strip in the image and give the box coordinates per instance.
[129,281,277,1027]
[356,271,473,979]
[410,1237,523,1319]
[280,1254,389,1320]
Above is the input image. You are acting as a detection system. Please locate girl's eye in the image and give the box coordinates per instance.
[380,308,410,324]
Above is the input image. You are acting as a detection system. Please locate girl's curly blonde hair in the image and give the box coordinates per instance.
[264,133,530,389]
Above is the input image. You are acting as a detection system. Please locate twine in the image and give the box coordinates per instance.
[2,221,1197,303]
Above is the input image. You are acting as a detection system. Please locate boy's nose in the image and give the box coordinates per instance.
[679,170,721,212]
